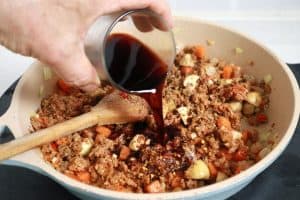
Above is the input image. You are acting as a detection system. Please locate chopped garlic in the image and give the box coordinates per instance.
[43,67,53,81]
[185,160,210,180]
[190,132,197,139]
[79,138,93,156]
[234,47,243,54]
[205,65,217,76]
[207,79,214,86]
[163,99,176,118]
[231,130,242,140]
[39,85,44,97]
[263,74,272,84]
[183,75,200,90]
[179,54,195,67]
[243,103,255,115]
[112,154,118,158]
[145,139,151,145]
[177,106,189,125]
[220,79,233,85]
[51,157,58,164]
[246,92,262,106]
[229,101,242,112]
[216,172,228,182]
[129,134,146,151]
[206,40,215,46]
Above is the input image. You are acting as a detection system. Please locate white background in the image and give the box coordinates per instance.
[0,0,300,95]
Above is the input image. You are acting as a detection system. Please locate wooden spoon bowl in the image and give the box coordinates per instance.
[0,90,149,161]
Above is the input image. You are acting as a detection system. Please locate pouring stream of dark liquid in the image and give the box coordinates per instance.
[105,33,168,142]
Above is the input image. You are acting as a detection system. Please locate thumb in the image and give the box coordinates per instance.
[50,48,100,92]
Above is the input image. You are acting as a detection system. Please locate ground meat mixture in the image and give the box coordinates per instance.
[31,45,274,193]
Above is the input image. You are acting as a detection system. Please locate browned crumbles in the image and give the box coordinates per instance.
[31,45,274,193]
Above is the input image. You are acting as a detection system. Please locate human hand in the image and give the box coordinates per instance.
[0,0,173,92]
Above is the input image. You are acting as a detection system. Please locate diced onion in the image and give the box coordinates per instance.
[79,138,93,156]
[205,65,217,76]
[258,131,271,143]
[264,74,272,84]
[177,106,189,125]
[129,134,145,151]
[231,130,242,140]
[179,54,195,67]
[207,79,214,86]
[234,47,243,54]
[206,40,215,46]
[246,92,262,106]
[220,79,233,85]
[185,160,210,180]
[51,157,58,163]
[163,100,176,118]
[229,102,242,112]
[183,75,200,90]
[190,132,197,139]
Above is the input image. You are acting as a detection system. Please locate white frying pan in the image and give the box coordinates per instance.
[0,17,299,200]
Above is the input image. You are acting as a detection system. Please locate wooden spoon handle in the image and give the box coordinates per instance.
[0,111,98,161]
[0,107,143,161]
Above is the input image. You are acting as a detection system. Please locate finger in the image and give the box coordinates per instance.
[50,48,100,92]
[100,0,173,29]
[149,15,169,31]
[132,15,153,32]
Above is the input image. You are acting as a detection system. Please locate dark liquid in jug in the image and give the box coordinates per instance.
[105,33,168,137]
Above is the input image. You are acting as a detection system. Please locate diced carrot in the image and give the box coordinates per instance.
[50,142,58,151]
[95,126,111,138]
[170,174,182,188]
[217,116,232,130]
[248,129,258,142]
[65,171,78,180]
[233,147,248,161]
[119,92,129,99]
[242,130,249,143]
[233,166,242,174]
[76,171,91,184]
[222,66,233,79]
[208,162,218,178]
[219,149,232,161]
[82,129,94,138]
[114,185,127,192]
[119,145,131,161]
[194,45,205,59]
[144,180,164,193]
[57,137,68,145]
[56,137,68,145]
[180,66,194,75]
[57,79,71,93]
[256,113,268,124]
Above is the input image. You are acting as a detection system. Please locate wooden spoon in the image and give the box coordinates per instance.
[0,91,149,161]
